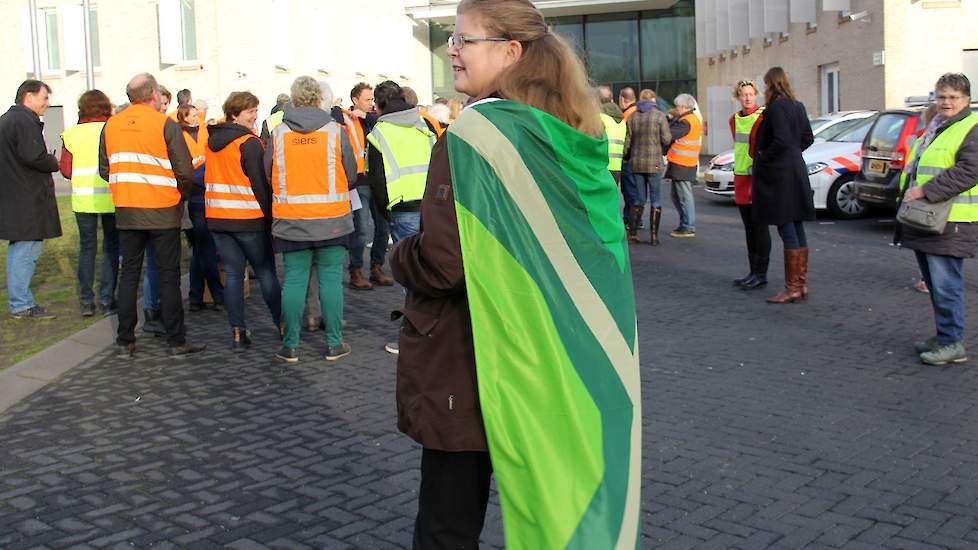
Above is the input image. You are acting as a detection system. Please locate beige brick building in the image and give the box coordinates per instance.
[696,0,978,154]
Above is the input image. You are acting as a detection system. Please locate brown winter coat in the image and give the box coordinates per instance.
[623,103,671,174]
[389,133,487,452]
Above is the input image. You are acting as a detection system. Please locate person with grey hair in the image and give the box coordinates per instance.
[897,72,978,365]
[266,76,358,363]
[598,85,623,122]
[665,93,702,238]
[99,72,203,357]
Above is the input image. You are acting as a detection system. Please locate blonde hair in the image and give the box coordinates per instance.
[458,0,602,137]
[639,89,657,101]
[732,79,759,98]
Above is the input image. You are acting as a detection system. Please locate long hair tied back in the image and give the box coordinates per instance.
[458,0,602,137]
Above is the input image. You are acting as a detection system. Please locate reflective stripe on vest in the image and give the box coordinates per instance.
[104,104,180,208]
[366,119,435,210]
[204,133,264,220]
[341,111,366,174]
[667,113,703,168]
[62,121,114,213]
[271,121,351,221]
[600,113,626,171]
[733,108,763,176]
[900,113,978,222]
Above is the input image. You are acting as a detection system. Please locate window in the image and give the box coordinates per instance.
[159,0,197,64]
[585,14,639,85]
[62,4,99,72]
[44,10,60,70]
[820,63,840,114]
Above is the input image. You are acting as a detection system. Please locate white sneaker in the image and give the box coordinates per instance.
[384,342,399,355]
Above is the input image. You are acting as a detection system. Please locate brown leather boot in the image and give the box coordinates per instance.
[627,205,644,243]
[650,207,661,246]
[798,247,809,299]
[348,268,373,290]
[370,264,395,286]
[767,249,806,304]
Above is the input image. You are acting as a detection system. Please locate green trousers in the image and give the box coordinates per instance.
[282,246,345,348]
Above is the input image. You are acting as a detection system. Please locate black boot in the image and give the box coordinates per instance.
[741,254,769,290]
[734,254,755,286]
[627,205,644,243]
[141,308,166,336]
[650,208,662,246]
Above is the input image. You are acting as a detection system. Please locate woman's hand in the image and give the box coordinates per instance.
[904,186,926,202]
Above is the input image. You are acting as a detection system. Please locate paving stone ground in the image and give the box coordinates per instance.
[2,190,978,549]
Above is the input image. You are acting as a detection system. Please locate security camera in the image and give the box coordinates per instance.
[847,10,869,21]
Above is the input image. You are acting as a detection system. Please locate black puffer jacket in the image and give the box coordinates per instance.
[897,109,978,258]
[0,105,61,241]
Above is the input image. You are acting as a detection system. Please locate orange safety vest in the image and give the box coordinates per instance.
[341,109,366,174]
[104,103,181,209]
[421,111,445,137]
[183,126,207,169]
[270,121,351,221]
[623,104,637,123]
[666,112,703,168]
[204,133,264,220]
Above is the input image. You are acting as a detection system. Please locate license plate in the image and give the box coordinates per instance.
[704,172,714,182]
[868,159,887,174]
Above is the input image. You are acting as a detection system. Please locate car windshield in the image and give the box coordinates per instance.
[818,118,869,141]
[809,117,833,134]
[829,116,877,143]
[866,113,913,152]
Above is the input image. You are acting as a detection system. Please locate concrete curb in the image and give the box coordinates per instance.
[0,313,116,415]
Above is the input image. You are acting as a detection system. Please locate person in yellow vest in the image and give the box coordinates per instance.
[266,77,357,363]
[898,73,978,365]
[622,89,672,245]
[665,93,702,238]
[60,90,118,317]
[600,111,625,185]
[367,81,437,356]
[259,93,290,146]
[176,104,224,310]
[729,79,771,290]
[403,86,446,138]
[99,73,205,357]
[205,91,282,350]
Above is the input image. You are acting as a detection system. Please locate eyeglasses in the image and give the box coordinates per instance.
[447,33,509,51]
[935,94,967,103]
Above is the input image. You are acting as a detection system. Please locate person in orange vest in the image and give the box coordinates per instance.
[618,86,638,226]
[665,93,702,238]
[176,104,223,310]
[99,72,205,357]
[267,77,358,363]
[205,91,281,349]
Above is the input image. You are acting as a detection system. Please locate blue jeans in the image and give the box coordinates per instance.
[186,202,224,305]
[6,240,43,313]
[75,213,119,306]
[670,179,696,231]
[915,251,966,345]
[633,172,663,208]
[350,185,390,270]
[390,210,422,243]
[777,221,808,250]
[213,231,281,331]
[620,161,636,218]
[143,248,160,310]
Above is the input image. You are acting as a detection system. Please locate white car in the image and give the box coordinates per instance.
[703,110,877,219]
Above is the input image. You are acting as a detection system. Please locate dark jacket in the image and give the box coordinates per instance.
[664,114,699,182]
[389,133,487,452]
[183,126,207,202]
[0,105,61,241]
[98,105,195,230]
[205,122,272,233]
[367,100,436,220]
[601,100,624,123]
[898,109,978,258]
[263,105,357,253]
[623,101,671,174]
[751,96,815,226]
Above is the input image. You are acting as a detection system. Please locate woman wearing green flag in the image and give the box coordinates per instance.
[389,1,642,548]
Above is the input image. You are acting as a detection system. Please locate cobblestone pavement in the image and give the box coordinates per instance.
[2,191,978,549]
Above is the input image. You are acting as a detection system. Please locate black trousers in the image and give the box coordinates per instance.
[738,204,772,270]
[117,228,185,346]
[413,448,492,550]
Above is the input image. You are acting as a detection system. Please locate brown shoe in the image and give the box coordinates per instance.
[349,268,373,291]
[767,248,807,304]
[370,264,395,286]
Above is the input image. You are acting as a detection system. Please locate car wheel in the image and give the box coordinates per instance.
[827,175,866,219]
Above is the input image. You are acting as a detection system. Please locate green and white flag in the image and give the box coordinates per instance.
[448,99,642,549]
